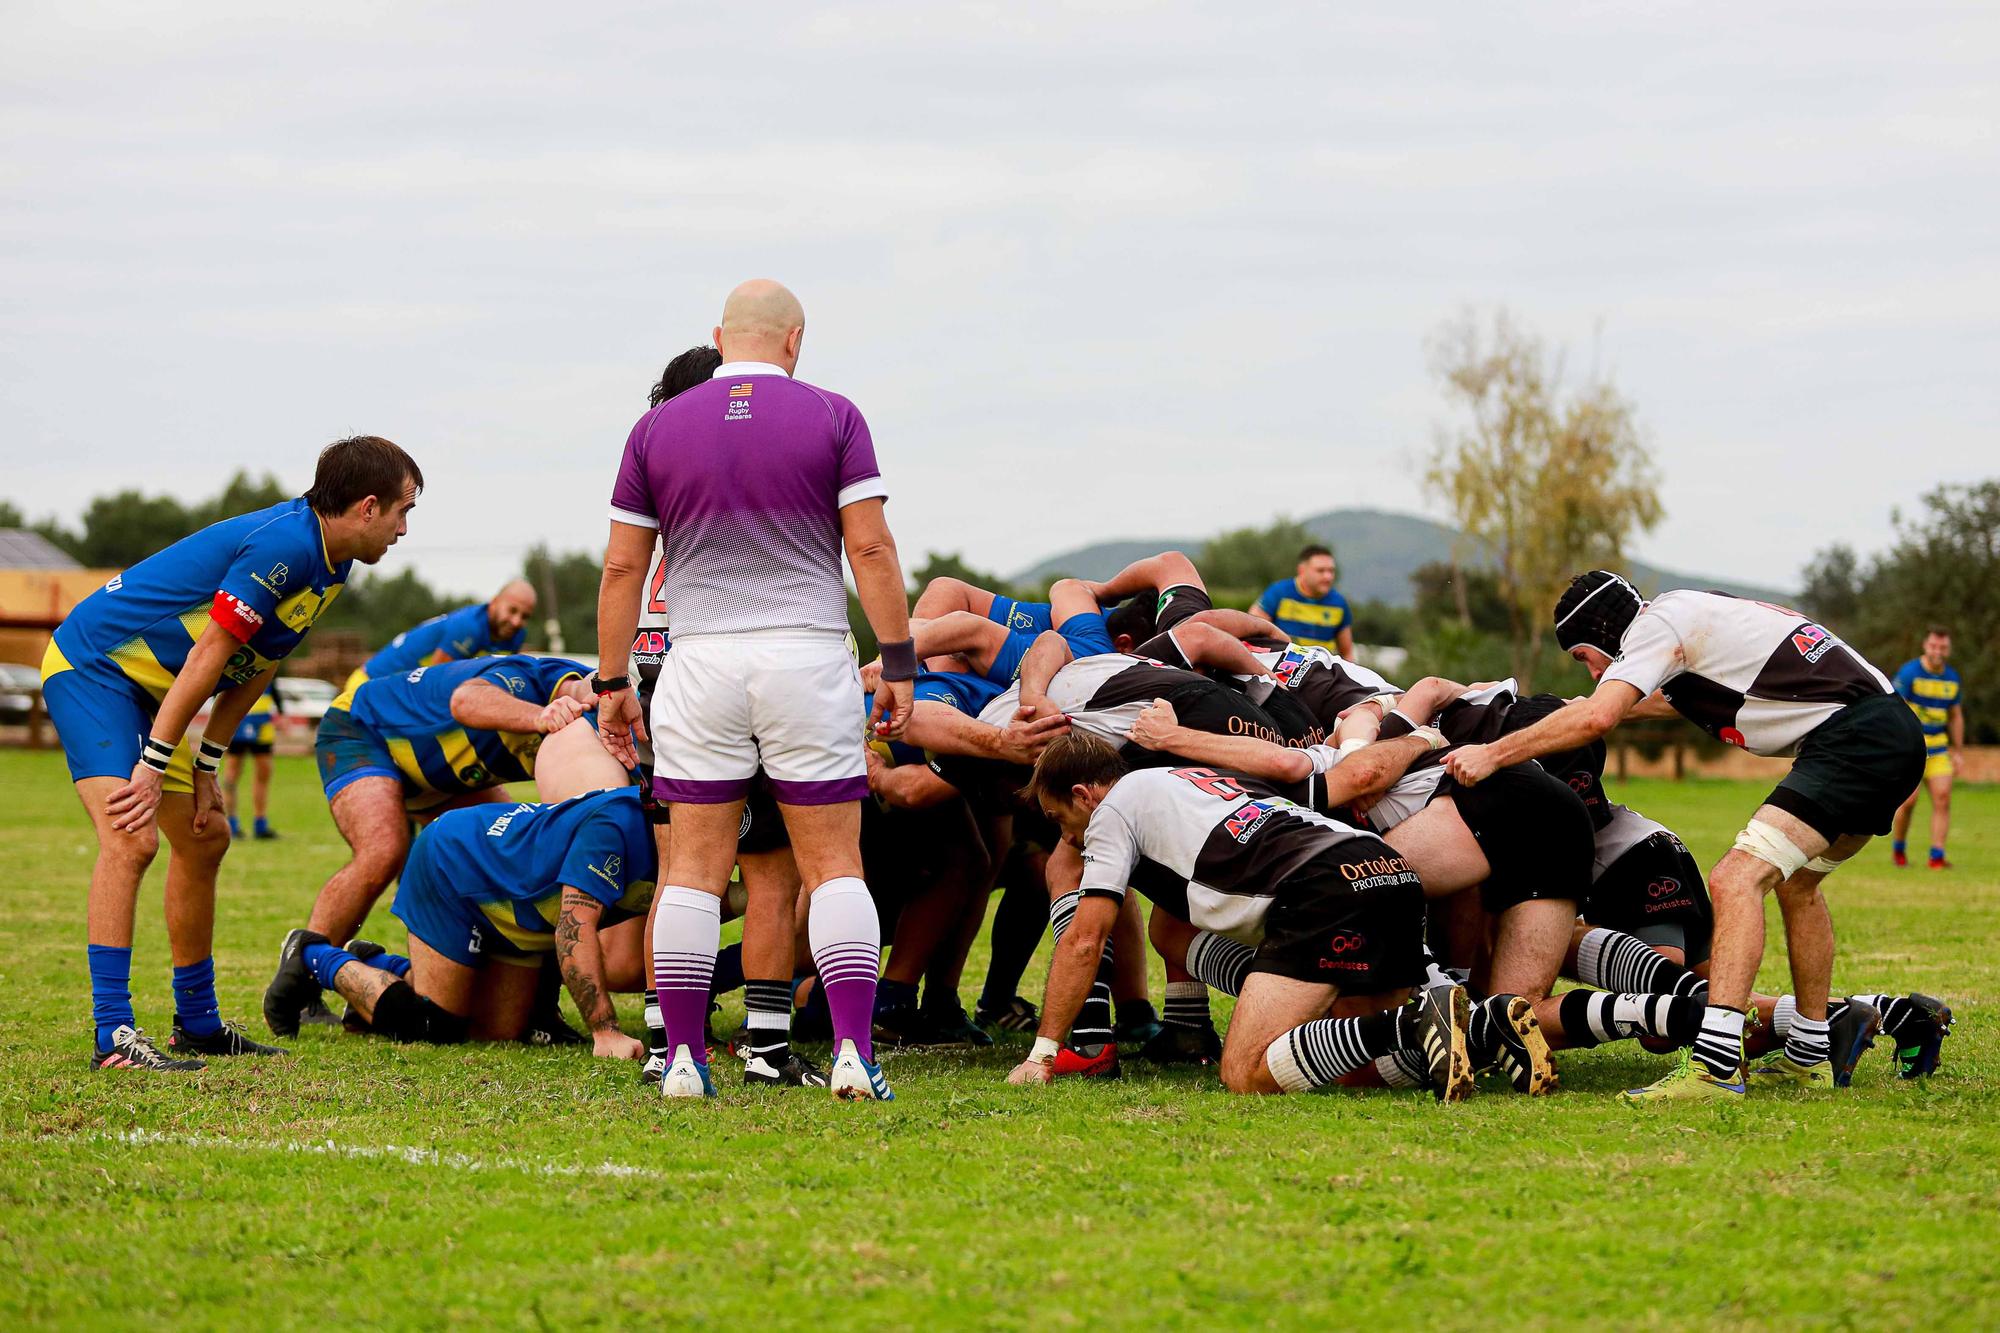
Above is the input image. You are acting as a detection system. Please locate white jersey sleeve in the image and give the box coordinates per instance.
[1601,605,1685,697]
[1077,797,1141,901]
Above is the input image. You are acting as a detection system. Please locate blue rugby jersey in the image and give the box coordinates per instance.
[336,655,589,796]
[51,499,349,699]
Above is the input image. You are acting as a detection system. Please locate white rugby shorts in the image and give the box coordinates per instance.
[649,629,865,805]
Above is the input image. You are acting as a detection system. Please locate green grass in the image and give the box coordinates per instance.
[1,749,1995,1329]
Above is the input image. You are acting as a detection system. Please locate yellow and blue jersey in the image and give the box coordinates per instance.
[49,498,349,701]
[359,601,527,682]
[1895,659,1962,755]
[396,788,657,959]
[326,654,587,801]
[1255,577,1351,651]
[869,670,1008,767]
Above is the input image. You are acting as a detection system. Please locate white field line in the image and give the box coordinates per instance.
[89,1128,669,1181]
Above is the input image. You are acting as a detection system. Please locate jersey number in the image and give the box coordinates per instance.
[1170,767,1247,800]
[647,560,668,616]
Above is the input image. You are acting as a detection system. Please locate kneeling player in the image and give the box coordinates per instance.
[290,788,655,1056]
[1007,734,1474,1102]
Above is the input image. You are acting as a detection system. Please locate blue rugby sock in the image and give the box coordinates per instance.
[302,942,359,990]
[89,944,134,1050]
[1892,840,1906,855]
[171,956,222,1036]
[1930,846,1946,862]
[254,817,273,836]
[364,952,411,979]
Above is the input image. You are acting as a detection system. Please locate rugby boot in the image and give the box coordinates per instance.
[1828,998,1881,1087]
[829,1038,896,1101]
[1413,984,1474,1104]
[168,1018,287,1058]
[92,1024,204,1073]
[262,928,327,1038]
[744,1051,831,1088]
[1621,1050,1746,1103]
[1052,1042,1121,1080]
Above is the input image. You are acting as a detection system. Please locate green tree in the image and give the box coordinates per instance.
[908,550,1019,600]
[1408,559,1510,635]
[1423,308,1662,685]
[522,545,602,656]
[1198,518,1317,594]
[316,567,467,647]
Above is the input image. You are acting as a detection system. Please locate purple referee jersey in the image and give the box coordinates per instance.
[608,360,887,635]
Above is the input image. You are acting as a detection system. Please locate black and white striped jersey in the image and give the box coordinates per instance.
[1601,590,1893,756]
[979,653,1294,750]
[1078,766,1387,945]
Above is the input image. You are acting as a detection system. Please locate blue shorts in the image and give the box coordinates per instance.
[390,837,534,968]
[987,595,1053,635]
[40,653,195,794]
[1058,610,1115,659]
[985,626,1037,684]
[230,712,276,753]
[315,706,401,801]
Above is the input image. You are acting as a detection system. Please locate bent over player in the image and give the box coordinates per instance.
[1444,572,1925,1101]
[596,278,916,1101]
[42,436,421,1071]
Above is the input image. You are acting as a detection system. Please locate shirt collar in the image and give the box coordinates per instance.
[712,361,790,379]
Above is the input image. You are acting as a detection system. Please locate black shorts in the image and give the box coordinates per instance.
[639,769,790,853]
[1583,831,1713,967]
[862,797,979,913]
[1154,584,1213,636]
[1766,692,1927,840]
[1248,840,1428,992]
[1439,762,1593,914]
[227,739,274,756]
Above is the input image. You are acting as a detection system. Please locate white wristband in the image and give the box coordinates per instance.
[1029,1036,1061,1064]
[194,738,227,774]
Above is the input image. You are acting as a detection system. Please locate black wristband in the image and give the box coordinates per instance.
[194,738,227,774]
[591,674,632,696]
[878,639,919,682]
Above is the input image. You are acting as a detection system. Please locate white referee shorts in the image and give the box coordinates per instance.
[649,628,866,806]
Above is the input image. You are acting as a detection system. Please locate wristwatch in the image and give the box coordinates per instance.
[590,674,632,695]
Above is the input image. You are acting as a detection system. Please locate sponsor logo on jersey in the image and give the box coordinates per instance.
[589,855,623,890]
[1340,852,1412,882]
[213,591,266,636]
[466,924,483,955]
[1319,930,1370,971]
[1719,725,1746,748]
[105,574,123,592]
[251,563,290,594]
[485,802,533,836]
[1791,623,1836,663]
[725,383,754,422]
[1646,877,1680,898]
[1224,799,1281,842]
[728,382,754,398]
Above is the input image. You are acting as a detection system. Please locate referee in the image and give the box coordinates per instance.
[595,279,915,1101]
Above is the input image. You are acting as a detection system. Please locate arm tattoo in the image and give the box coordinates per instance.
[555,887,614,1031]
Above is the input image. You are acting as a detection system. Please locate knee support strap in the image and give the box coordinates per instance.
[371,980,470,1044]
[1732,818,1812,879]
[1803,850,1849,876]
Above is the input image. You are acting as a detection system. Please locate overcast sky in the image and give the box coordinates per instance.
[4,3,1994,597]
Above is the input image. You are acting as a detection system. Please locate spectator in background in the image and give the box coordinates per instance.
[1891,626,1963,869]
[1255,544,1353,658]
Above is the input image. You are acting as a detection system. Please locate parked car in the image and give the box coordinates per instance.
[274,676,339,722]
[0,661,40,723]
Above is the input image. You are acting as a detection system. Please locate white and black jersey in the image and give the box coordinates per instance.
[1077,766,1391,946]
[1358,680,1525,832]
[1602,590,1893,757]
[1138,630,1399,729]
[1591,803,1671,882]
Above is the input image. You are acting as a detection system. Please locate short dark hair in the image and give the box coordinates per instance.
[305,436,422,516]
[1298,544,1332,564]
[649,346,723,407]
[1926,625,1952,641]
[1103,594,1157,646]
[1021,732,1128,809]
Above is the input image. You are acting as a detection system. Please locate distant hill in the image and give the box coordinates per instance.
[1011,508,1794,607]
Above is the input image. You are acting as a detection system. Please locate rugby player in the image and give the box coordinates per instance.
[224,678,283,840]
[342,579,537,690]
[1891,627,1962,869]
[1255,544,1354,658]
[298,788,654,1055]
[43,435,420,1071]
[1442,572,1927,1099]
[262,653,598,1035]
[596,278,915,1101]
[1008,733,1474,1102]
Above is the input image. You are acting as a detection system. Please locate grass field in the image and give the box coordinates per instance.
[1,749,1995,1328]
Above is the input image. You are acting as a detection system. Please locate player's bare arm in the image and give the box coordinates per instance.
[1443,680,1643,786]
[1316,731,1440,809]
[1163,622,1276,678]
[555,887,643,1061]
[1127,699,1315,782]
[1008,891,1120,1085]
[1183,607,1289,642]
[593,519,656,767]
[450,676,595,735]
[911,611,1010,673]
[106,620,243,833]
[902,700,1068,764]
[842,496,915,738]
[866,750,960,810]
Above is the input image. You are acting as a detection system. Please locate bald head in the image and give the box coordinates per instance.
[489,579,537,640]
[715,279,806,373]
